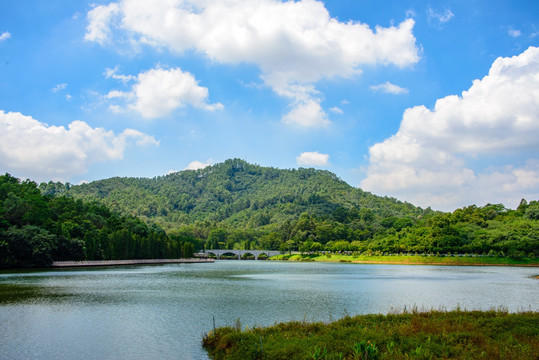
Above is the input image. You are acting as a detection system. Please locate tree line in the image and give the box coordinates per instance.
[172,201,538,258]
[0,174,195,268]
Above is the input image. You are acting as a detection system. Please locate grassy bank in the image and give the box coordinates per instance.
[203,310,539,360]
[270,253,539,266]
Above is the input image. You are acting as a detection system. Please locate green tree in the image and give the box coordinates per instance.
[206,228,228,249]
[3,226,56,267]
[183,242,194,258]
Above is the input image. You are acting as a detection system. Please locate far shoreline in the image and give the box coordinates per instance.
[349,260,539,267]
[270,253,539,267]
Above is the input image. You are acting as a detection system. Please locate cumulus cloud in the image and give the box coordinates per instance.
[106,66,223,118]
[86,0,419,126]
[185,160,211,170]
[84,3,120,44]
[282,100,330,128]
[370,81,409,95]
[361,46,539,211]
[296,151,329,166]
[0,110,158,182]
[0,31,11,42]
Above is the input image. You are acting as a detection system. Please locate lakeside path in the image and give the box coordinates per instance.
[51,258,214,267]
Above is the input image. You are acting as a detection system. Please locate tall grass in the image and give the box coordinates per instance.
[203,309,539,359]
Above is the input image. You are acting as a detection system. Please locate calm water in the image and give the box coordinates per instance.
[0,261,537,359]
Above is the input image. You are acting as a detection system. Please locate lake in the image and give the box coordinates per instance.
[0,261,537,359]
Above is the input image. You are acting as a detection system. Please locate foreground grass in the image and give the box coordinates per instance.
[203,310,539,360]
[271,253,539,266]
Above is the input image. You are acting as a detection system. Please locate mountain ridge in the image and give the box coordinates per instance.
[40,159,425,230]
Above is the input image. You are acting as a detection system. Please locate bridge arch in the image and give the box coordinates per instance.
[203,250,281,260]
[240,252,257,260]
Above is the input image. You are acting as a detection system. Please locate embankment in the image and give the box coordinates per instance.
[51,258,214,267]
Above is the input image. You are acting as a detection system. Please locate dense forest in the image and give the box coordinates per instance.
[42,159,538,258]
[0,174,196,268]
[42,159,422,229]
[1,159,538,267]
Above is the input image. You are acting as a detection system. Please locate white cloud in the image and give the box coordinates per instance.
[426,7,454,28]
[296,151,329,166]
[86,0,419,126]
[51,83,72,101]
[185,160,211,170]
[0,110,158,182]
[104,66,136,84]
[0,31,11,42]
[370,81,409,95]
[329,106,343,114]
[361,46,539,211]
[84,3,120,44]
[106,66,223,118]
[51,83,68,93]
[282,100,330,128]
[508,28,522,38]
[106,89,132,99]
[405,9,417,19]
[121,128,159,146]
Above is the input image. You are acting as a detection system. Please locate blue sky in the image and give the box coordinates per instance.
[0,0,538,211]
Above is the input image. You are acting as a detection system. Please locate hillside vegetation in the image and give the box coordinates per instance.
[37,159,538,258]
[1,159,537,267]
[43,159,421,229]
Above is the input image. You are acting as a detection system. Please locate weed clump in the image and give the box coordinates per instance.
[203,310,539,359]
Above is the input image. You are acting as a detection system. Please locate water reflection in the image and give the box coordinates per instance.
[0,262,537,359]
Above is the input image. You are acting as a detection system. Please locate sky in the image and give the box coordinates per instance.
[0,0,538,212]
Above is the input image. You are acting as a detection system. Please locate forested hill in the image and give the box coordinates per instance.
[40,159,423,230]
[3,159,537,265]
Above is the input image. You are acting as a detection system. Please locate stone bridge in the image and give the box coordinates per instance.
[203,249,281,260]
